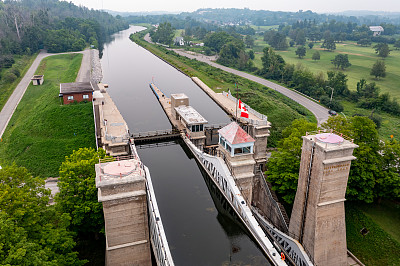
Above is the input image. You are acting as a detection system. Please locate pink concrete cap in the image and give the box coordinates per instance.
[218,122,255,145]
[315,133,344,144]
[103,160,138,176]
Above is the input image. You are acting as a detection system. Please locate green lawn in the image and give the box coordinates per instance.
[0,54,37,111]
[346,202,400,266]
[0,53,96,177]
[253,39,400,98]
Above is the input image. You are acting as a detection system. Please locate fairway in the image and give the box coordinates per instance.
[253,37,400,98]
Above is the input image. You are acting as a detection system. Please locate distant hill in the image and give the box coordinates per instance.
[327,10,400,17]
[105,10,180,17]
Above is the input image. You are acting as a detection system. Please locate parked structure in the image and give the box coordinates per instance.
[59,82,94,104]
[174,36,185,46]
[369,26,384,36]
[31,75,44,85]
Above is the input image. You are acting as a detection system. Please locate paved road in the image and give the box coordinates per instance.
[172,49,330,125]
[0,49,90,138]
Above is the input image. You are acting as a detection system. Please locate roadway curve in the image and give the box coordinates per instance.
[0,49,91,138]
[172,48,329,125]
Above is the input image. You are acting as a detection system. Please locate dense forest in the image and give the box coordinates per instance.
[0,0,128,56]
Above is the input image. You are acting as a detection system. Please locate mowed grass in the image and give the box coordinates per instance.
[252,38,400,98]
[346,202,400,266]
[0,53,96,177]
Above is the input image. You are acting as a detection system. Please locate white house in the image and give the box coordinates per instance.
[369,26,384,36]
[174,37,185,46]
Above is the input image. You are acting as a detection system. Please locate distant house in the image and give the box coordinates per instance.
[369,26,384,36]
[59,82,94,104]
[174,37,185,46]
[31,75,44,85]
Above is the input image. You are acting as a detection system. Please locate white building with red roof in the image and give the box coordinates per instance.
[218,122,255,157]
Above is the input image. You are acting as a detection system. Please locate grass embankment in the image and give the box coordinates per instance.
[0,54,37,111]
[0,53,95,177]
[346,202,400,265]
[131,29,316,146]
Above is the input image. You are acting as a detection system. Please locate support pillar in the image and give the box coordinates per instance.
[289,133,358,266]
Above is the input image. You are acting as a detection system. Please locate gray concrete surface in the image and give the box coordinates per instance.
[172,49,330,126]
[0,49,90,139]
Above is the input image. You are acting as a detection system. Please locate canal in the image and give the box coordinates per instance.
[101,25,270,265]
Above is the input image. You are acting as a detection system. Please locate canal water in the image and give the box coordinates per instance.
[101,25,270,265]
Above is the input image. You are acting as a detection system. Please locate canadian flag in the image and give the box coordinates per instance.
[241,105,249,118]
[238,99,243,110]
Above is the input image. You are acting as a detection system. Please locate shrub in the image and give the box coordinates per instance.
[3,72,17,83]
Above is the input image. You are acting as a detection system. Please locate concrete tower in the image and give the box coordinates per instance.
[95,159,151,266]
[289,132,358,266]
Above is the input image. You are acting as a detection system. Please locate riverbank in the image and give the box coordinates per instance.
[130,30,315,147]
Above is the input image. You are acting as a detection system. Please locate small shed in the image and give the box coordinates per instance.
[31,75,44,85]
[218,122,255,157]
[59,82,94,104]
[369,26,384,36]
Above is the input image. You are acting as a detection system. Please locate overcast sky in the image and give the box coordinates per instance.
[69,0,400,13]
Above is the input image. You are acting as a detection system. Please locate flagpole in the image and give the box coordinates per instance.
[235,82,238,122]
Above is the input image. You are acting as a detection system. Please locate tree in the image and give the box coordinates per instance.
[260,47,285,79]
[204,31,237,53]
[0,164,85,265]
[308,42,314,49]
[267,119,317,204]
[374,43,390,58]
[327,71,349,96]
[322,116,382,203]
[357,38,372,47]
[264,31,288,50]
[55,148,109,235]
[331,54,351,70]
[312,51,320,61]
[321,37,336,51]
[394,39,400,50]
[150,22,174,45]
[248,50,255,60]
[370,60,386,80]
[244,35,254,48]
[295,29,306,45]
[295,46,306,58]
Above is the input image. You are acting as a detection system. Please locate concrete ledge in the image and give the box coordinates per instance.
[323,156,357,165]
[107,240,148,251]
[317,198,346,207]
[98,190,146,202]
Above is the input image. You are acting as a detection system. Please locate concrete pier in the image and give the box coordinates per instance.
[96,158,151,266]
[289,132,358,266]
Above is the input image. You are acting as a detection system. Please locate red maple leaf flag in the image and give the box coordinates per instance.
[238,99,243,110]
[241,106,249,118]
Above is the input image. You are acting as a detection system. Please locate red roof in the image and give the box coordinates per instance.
[218,122,255,145]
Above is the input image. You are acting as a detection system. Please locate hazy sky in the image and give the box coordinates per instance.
[69,0,400,13]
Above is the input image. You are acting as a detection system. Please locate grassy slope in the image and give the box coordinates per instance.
[0,53,95,177]
[131,31,316,147]
[346,202,400,266]
[0,54,37,111]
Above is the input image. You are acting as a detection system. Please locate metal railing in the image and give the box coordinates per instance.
[255,169,289,233]
[131,129,180,139]
[145,166,175,266]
